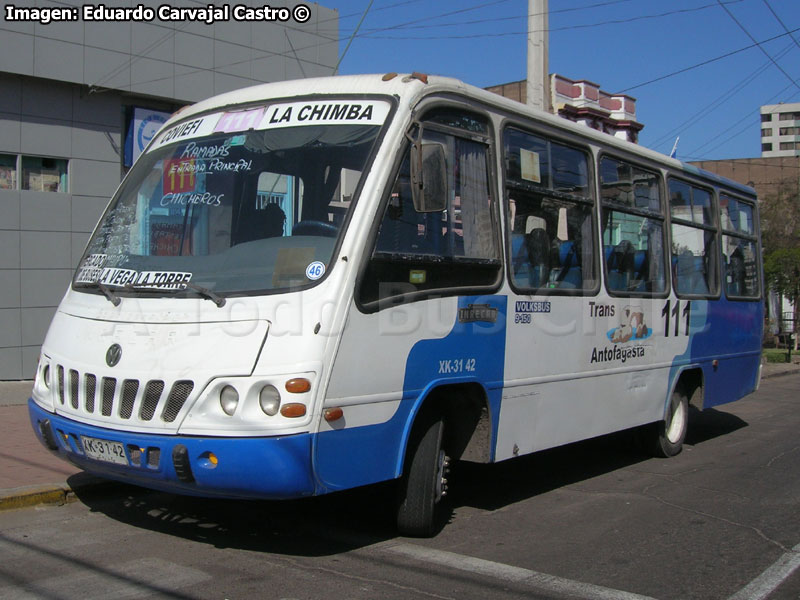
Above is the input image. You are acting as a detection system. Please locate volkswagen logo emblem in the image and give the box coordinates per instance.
[106,344,122,367]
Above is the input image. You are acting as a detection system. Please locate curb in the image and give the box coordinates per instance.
[765,371,800,380]
[0,484,75,512]
[762,366,800,380]
[0,474,121,513]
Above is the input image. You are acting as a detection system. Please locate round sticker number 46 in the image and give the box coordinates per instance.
[305,261,326,280]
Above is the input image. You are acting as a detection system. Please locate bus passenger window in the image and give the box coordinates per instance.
[669,179,719,297]
[720,193,760,299]
[504,127,596,293]
[508,195,593,290]
[359,112,500,308]
[671,225,715,295]
[600,157,666,296]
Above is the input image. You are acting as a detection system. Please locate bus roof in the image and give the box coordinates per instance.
[164,73,756,198]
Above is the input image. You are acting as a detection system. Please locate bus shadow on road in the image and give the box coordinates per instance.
[449,406,748,513]
[70,476,400,555]
[69,407,748,552]
[449,430,645,512]
[684,405,748,446]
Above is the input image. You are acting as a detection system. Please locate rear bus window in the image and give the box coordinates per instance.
[719,193,760,299]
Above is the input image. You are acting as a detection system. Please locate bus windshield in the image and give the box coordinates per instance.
[74,100,390,297]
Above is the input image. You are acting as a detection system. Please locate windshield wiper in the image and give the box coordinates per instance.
[123,281,226,307]
[181,282,226,307]
[80,281,121,306]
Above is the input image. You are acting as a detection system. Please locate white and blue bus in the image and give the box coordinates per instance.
[29,74,763,536]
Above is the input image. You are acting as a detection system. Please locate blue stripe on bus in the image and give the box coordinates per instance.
[401,294,508,460]
[313,295,507,493]
[669,298,762,410]
[29,399,316,499]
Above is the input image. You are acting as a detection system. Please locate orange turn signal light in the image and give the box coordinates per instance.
[285,378,311,394]
[324,407,344,422]
[280,403,307,418]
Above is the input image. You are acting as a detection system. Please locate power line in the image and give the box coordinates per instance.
[91,0,524,92]
[352,0,516,39]
[715,0,800,93]
[44,0,340,87]
[356,1,741,39]
[673,1,800,159]
[335,0,375,75]
[89,0,522,91]
[353,0,637,33]
[761,0,800,52]
[682,80,798,158]
[619,26,800,93]
[36,0,732,94]
[648,42,795,152]
[285,30,307,79]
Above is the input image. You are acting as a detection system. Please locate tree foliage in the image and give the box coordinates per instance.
[760,184,800,255]
[760,182,800,341]
[764,248,800,305]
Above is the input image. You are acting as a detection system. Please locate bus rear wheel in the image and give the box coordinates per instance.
[396,415,450,537]
[644,387,689,458]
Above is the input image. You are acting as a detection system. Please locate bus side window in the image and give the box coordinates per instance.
[359,112,501,308]
[508,194,593,290]
[504,127,596,293]
[720,193,760,299]
[599,156,667,296]
[668,179,719,297]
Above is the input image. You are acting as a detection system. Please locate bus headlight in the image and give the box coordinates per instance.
[41,363,51,389]
[259,385,281,416]
[220,385,239,416]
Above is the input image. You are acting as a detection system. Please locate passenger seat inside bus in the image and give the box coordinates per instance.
[606,240,635,292]
[673,252,709,295]
[526,228,551,287]
[632,249,648,292]
[725,245,746,296]
[549,239,581,289]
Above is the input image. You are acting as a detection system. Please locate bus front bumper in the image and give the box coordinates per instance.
[28,399,316,500]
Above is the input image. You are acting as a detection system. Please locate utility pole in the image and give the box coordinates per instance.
[527,0,551,113]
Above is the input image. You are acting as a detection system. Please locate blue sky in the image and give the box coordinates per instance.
[321,0,800,161]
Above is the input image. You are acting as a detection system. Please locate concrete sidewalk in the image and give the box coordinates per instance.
[0,381,108,510]
[2,362,799,512]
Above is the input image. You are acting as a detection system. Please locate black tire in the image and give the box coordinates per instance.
[644,387,689,458]
[396,416,449,537]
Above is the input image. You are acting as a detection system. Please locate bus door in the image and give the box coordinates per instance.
[315,106,505,492]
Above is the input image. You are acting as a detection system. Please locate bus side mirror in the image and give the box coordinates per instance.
[410,143,447,213]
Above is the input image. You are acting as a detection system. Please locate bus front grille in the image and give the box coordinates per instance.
[54,365,195,427]
[162,381,194,423]
[140,381,165,421]
[84,374,96,413]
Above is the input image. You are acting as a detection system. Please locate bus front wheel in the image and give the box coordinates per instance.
[645,388,689,458]
[396,415,450,537]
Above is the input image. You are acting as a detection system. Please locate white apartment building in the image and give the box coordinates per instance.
[760,102,800,157]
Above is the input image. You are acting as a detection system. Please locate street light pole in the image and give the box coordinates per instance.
[527,0,551,113]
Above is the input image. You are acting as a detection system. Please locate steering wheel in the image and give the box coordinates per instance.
[292,220,338,238]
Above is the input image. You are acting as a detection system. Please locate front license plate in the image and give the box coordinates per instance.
[81,436,128,465]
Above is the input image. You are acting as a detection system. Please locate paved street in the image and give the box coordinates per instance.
[0,373,798,600]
